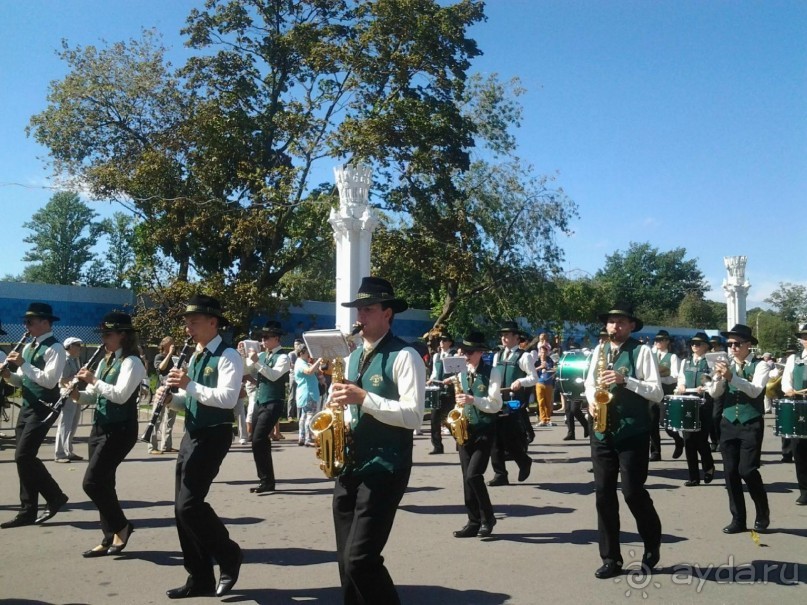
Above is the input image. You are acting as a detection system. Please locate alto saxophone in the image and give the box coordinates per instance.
[446,375,470,446]
[592,343,614,433]
[310,323,362,478]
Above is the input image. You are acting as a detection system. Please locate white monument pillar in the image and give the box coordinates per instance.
[722,256,750,327]
[330,164,378,333]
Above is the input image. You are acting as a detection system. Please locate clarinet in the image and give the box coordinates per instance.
[0,330,31,374]
[43,346,106,423]
[140,336,195,443]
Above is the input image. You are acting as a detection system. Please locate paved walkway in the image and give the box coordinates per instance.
[0,410,805,604]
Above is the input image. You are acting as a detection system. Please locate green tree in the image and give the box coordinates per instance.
[594,242,708,324]
[749,308,793,356]
[21,191,103,285]
[765,283,807,324]
[28,1,486,333]
[676,292,719,328]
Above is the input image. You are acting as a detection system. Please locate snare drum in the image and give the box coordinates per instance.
[425,385,441,410]
[664,395,702,432]
[774,398,807,438]
[557,350,592,402]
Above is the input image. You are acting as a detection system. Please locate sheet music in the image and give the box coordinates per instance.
[442,355,466,375]
[303,329,350,360]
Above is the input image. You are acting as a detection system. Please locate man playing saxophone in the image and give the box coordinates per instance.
[328,277,425,605]
[584,303,663,579]
[450,331,503,539]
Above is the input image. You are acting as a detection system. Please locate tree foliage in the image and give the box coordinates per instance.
[28,0,486,334]
[765,282,807,325]
[21,192,104,285]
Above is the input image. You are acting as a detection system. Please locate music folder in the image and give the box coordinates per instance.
[303,329,350,361]
[441,355,466,375]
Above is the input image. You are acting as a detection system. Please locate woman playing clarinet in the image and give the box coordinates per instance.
[75,312,146,557]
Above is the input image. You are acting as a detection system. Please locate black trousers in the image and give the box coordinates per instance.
[459,432,494,525]
[591,432,662,565]
[83,421,137,545]
[14,406,64,517]
[490,412,531,479]
[683,403,714,482]
[793,438,807,496]
[333,467,411,605]
[251,401,283,485]
[564,398,589,437]
[430,397,453,450]
[712,396,724,445]
[720,417,769,524]
[649,402,683,456]
[175,425,241,588]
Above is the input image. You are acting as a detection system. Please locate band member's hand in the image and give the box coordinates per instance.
[166,368,190,390]
[77,368,96,385]
[675,385,685,394]
[714,362,732,381]
[456,393,474,407]
[168,344,176,355]
[154,386,172,406]
[69,386,80,402]
[510,379,522,391]
[599,370,625,386]
[784,389,796,397]
[331,382,367,407]
[248,350,259,363]
[6,351,22,366]
[696,386,704,395]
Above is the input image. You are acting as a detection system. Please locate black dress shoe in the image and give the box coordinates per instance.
[166,583,216,599]
[710,442,719,452]
[781,455,793,463]
[250,483,275,493]
[453,523,481,538]
[1,515,37,529]
[684,480,700,487]
[107,522,134,555]
[562,434,575,441]
[517,458,532,482]
[753,516,770,532]
[478,519,497,538]
[642,548,660,571]
[796,493,807,506]
[704,467,715,484]
[429,448,444,455]
[216,547,243,597]
[487,475,509,487]
[649,453,661,462]
[672,444,684,459]
[35,493,69,524]
[82,545,111,558]
[583,426,590,438]
[722,521,747,534]
[594,561,623,579]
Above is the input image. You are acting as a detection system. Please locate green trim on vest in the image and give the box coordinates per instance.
[461,361,497,434]
[256,350,288,403]
[792,360,806,392]
[683,357,710,390]
[500,349,528,403]
[594,339,650,442]
[21,335,59,410]
[723,358,764,423]
[345,334,413,476]
[94,355,139,426]
[658,351,675,395]
[185,340,234,432]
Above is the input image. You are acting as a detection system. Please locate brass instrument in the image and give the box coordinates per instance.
[446,375,469,446]
[140,337,195,443]
[592,343,613,433]
[310,322,362,478]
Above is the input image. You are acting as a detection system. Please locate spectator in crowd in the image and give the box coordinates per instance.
[54,337,84,463]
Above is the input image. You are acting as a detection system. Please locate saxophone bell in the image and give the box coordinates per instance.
[447,375,470,446]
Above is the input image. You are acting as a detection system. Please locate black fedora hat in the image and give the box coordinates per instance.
[688,331,710,346]
[260,320,285,337]
[794,324,807,339]
[23,302,60,322]
[720,323,758,346]
[654,329,671,341]
[598,303,643,332]
[439,332,454,342]
[498,320,522,334]
[96,311,137,333]
[341,277,408,313]
[460,331,489,352]
[182,294,230,326]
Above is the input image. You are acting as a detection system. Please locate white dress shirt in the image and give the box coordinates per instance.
[7,331,66,390]
[173,335,244,410]
[656,350,679,388]
[79,350,147,405]
[462,362,503,415]
[584,341,664,406]
[781,351,807,394]
[708,356,771,399]
[246,345,290,382]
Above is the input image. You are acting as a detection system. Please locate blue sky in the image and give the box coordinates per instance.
[1,0,804,310]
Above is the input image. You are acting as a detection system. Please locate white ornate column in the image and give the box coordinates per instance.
[329,164,378,333]
[722,256,751,327]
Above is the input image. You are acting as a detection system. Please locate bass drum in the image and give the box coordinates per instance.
[557,350,592,404]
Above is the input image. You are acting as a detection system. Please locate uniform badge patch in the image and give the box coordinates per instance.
[369,374,383,387]
[204,366,215,377]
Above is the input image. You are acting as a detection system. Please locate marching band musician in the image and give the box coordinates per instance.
[243,320,290,493]
[709,335,727,449]
[1,303,68,529]
[709,323,771,534]
[650,330,683,461]
[585,304,663,579]
[779,326,807,506]
[488,320,538,487]
[674,332,716,486]
[451,331,503,539]
[156,295,244,599]
[74,312,146,557]
[427,331,457,455]
[328,277,425,605]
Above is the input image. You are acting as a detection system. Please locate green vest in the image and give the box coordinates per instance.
[345,334,413,476]
[594,338,650,442]
[658,351,675,395]
[499,349,529,404]
[94,354,139,426]
[723,358,764,423]
[185,340,235,432]
[682,357,710,390]
[792,359,806,392]
[21,335,60,410]
[256,350,288,404]
[460,361,497,434]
